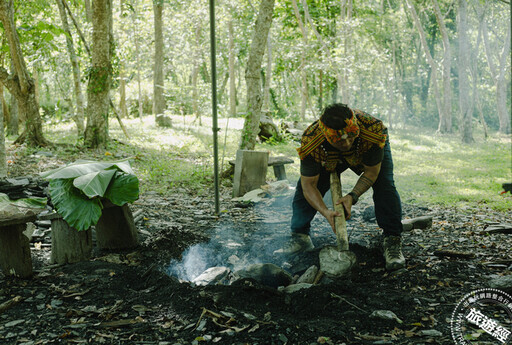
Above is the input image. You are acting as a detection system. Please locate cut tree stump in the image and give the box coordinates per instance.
[0,213,37,278]
[95,201,139,250]
[40,212,93,265]
[232,150,269,197]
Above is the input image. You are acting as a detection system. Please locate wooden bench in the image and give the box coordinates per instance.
[0,212,38,278]
[230,156,294,181]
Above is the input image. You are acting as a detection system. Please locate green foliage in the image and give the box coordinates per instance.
[41,159,139,231]
[0,193,47,209]
[48,178,103,231]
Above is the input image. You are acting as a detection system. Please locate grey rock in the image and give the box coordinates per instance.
[278,283,313,294]
[489,275,512,292]
[319,247,356,278]
[418,329,442,337]
[235,263,292,288]
[296,265,318,284]
[402,216,433,231]
[369,310,402,323]
[192,266,231,286]
[5,319,25,327]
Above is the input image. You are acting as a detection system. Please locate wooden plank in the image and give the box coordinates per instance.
[267,156,294,166]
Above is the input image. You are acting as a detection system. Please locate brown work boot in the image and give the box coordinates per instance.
[383,236,405,271]
[274,233,314,254]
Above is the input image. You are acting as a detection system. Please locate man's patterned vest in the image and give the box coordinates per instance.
[296,109,387,172]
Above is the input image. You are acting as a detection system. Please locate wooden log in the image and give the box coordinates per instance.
[0,223,32,278]
[50,218,92,264]
[232,150,269,197]
[0,296,23,314]
[95,204,139,250]
[330,172,348,251]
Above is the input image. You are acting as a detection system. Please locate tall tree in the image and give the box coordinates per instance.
[482,4,511,134]
[56,0,85,137]
[405,0,443,132]
[153,0,167,126]
[291,0,308,120]
[240,0,275,150]
[84,0,113,148]
[0,0,49,147]
[228,20,237,118]
[0,86,6,177]
[432,0,452,133]
[457,0,474,143]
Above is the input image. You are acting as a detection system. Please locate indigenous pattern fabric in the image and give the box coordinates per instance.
[318,115,359,143]
[297,109,387,172]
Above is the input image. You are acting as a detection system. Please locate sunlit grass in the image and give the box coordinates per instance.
[22,115,512,211]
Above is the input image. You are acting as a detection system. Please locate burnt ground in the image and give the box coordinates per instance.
[1,152,512,345]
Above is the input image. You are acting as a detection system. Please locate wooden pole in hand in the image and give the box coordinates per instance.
[330,172,349,251]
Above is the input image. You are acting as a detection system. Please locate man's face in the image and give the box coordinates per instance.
[329,136,356,151]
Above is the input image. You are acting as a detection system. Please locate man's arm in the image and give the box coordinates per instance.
[301,174,340,233]
[338,162,381,219]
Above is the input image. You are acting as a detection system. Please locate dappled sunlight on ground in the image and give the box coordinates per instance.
[30,116,512,210]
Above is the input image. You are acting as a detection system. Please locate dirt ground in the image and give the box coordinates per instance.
[1,151,511,345]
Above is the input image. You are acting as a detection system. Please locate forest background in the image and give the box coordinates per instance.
[0,0,510,211]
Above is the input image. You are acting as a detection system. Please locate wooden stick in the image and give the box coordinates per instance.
[330,172,348,251]
[312,270,324,285]
[0,296,23,314]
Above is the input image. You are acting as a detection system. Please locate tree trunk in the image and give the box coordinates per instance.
[119,68,127,118]
[228,20,237,118]
[457,0,474,143]
[432,0,452,133]
[56,0,85,137]
[191,25,201,125]
[482,9,511,134]
[84,0,92,22]
[0,82,10,132]
[0,85,6,177]
[153,0,166,126]
[8,89,18,135]
[340,0,352,104]
[291,0,307,120]
[471,5,488,139]
[262,32,272,112]
[84,0,112,148]
[131,3,143,120]
[240,0,275,150]
[405,0,443,132]
[0,0,48,147]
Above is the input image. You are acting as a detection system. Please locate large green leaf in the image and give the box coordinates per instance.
[0,193,47,209]
[40,159,134,180]
[73,169,117,198]
[104,172,139,206]
[49,179,102,231]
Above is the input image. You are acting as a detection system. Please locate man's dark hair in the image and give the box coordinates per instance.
[320,103,352,130]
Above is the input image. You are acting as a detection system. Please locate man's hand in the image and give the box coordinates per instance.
[322,209,342,234]
[336,195,354,220]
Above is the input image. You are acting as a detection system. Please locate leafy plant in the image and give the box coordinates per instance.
[40,159,139,231]
[0,193,47,210]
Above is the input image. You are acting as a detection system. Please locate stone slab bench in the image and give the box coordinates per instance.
[230,156,294,181]
[0,212,38,278]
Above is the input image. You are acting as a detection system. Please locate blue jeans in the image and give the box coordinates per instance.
[291,140,402,237]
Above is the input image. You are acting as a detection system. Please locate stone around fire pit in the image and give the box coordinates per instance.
[192,266,233,286]
[234,263,292,289]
